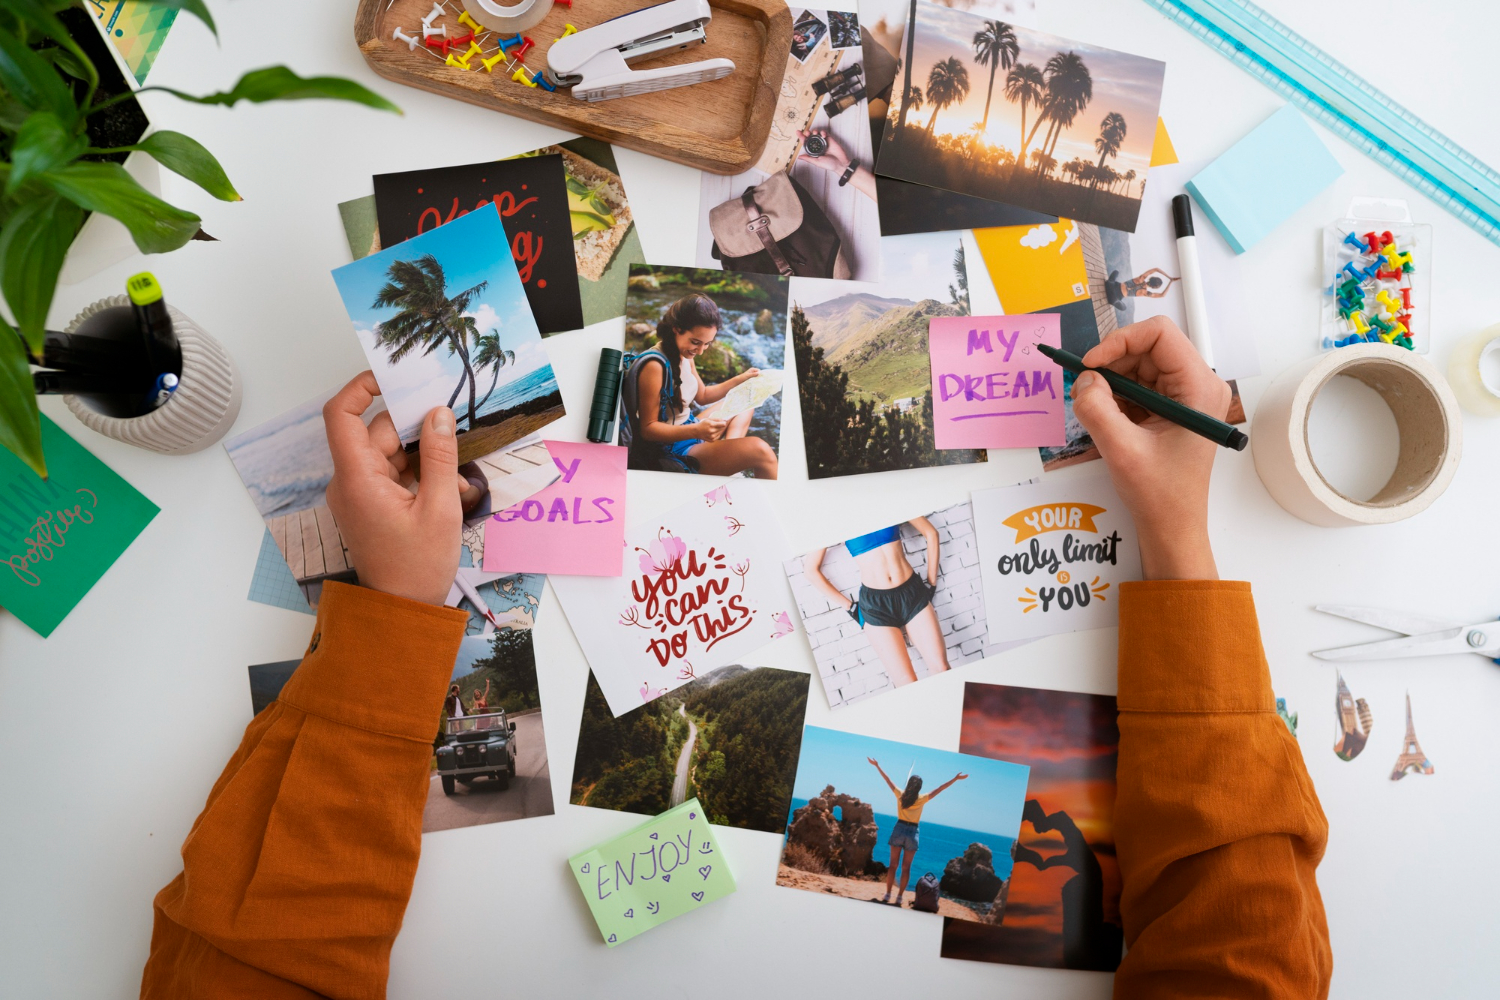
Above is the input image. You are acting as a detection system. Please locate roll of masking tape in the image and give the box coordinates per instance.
[1448,323,1500,417]
[1251,343,1462,526]
[462,0,553,33]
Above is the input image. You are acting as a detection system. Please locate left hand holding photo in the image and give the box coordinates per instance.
[324,371,463,606]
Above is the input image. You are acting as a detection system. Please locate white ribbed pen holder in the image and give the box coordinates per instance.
[63,295,242,454]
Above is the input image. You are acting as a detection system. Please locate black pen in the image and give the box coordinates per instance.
[34,370,153,395]
[1039,343,1248,451]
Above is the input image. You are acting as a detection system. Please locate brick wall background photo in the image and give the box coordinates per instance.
[783,501,1014,709]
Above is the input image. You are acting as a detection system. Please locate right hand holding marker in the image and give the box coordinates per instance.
[324,371,463,607]
[1069,317,1230,581]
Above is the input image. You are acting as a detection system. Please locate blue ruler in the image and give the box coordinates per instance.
[1142,0,1500,249]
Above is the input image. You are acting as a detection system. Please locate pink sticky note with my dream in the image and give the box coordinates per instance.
[483,441,627,576]
[929,314,1065,450]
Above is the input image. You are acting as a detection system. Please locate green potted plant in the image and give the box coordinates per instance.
[0,0,400,476]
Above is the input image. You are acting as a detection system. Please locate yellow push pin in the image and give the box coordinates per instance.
[556,23,577,42]
[480,50,507,72]
[513,65,538,87]
[1351,312,1370,335]
[457,10,482,33]
[456,40,482,65]
[445,52,469,69]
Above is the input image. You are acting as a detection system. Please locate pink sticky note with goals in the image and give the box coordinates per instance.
[483,441,627,576]
[928,314,1065,450]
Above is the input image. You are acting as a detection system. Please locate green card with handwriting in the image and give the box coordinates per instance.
[569,798,735,947]
[0,416,158,636]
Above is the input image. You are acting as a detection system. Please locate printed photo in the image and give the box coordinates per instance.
[619,266,788,477]
[940,683,1123,972]
[790,10,828,61]
[570,664,811,833]
[784,501,1025,709]
[337,138,645,328]
[373,153,584,335]
[224,387,556,631]
[699,9,880,280]
[876,3,1165,232]
[331,205,565,464]
[777,726,1029,921]
[247,626,555,835]
[790,231,987,479]
[827,9,859,48]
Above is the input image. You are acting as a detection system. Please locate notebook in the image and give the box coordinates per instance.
[1185,105,1344,253]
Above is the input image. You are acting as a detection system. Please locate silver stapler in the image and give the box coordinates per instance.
[545,0,735,102]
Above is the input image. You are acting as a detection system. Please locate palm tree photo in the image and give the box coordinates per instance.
[1090,112,1128,190]
[472,330,517,409]
[924,56,970,134]
[372,254,488,428]
[971,20,1017,134]
[1003,62,1044,170]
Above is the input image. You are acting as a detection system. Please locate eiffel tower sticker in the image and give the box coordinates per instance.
[1390,693,1434,781]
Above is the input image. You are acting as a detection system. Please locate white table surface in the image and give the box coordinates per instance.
[5,0,1500,996]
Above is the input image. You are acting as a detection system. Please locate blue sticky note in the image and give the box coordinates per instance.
[1186,105,1344,253]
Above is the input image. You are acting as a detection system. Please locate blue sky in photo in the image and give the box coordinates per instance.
[791,725,1029,835]
[331,205,551,441]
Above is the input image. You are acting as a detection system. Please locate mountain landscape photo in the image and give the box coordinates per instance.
[804,293,965,406]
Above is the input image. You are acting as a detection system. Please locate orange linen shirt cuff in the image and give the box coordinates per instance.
[278,581,470,742]
[1117,580,1274,714]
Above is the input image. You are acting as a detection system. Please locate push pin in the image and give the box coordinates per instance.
[513,65,539,87]
[1351,312,1370,335]
[535,71,557,91]
[481,50,508,72]
[423,22,447,39]
[458,10,483,32]
[1362,231,1382,254]
[555,0,572,6]
[1388,248,1413,270]
[514,36,535,61]
[446,52,470,68]
[426,33,452,54]
[499,32,526,53]
[1387,320,1408,339]
[1376,289,1402,315]
[557,23,577,41]
[1400,287,1413,310]
[1375,267,1404,282]
[422,1,445,26]
[448,29,474,47]
[1342,232,1367,253]
[1339,261,1363,282]
[392,26,421,49]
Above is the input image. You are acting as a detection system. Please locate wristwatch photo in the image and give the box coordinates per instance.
[838,159,859,187]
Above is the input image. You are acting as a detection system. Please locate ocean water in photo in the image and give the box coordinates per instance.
[224,397,335,519]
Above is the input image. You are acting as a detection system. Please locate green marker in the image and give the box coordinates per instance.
[1038,343,1248,451]
[126,271,181,382]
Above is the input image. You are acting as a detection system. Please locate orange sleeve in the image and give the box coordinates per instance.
[1112,581,1332,1000]
[141,582,467,1000]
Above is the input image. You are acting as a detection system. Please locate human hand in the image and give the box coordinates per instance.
[1069,316,1230,580]
[735,367,762,386]
[696,418,728,442]
[955,773,969,781]
[324,371,463,606]
[867,757,879,767]
[797,129,850,172]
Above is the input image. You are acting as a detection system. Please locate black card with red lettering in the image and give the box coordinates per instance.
[373,154,584,335]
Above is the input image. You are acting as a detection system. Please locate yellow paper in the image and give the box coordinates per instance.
[1151,118,1179,167]
[973,220,1089,315]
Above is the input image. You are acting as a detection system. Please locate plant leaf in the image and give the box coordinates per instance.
[133,0,218,38]
[0,24,77,122]
[6,111,87,195]
[0,317,45,478]
[127,130,241,201]
[43,162,201,255]
[152,66,400,113]
[6,0,99,93]
[0,192,84,352]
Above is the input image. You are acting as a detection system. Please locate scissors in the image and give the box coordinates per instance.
[1312,605,1500,663]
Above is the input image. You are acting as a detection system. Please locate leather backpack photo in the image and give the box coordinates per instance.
[709,171,851,279]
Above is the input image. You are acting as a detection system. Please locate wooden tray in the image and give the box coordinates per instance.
[355,0,792,174]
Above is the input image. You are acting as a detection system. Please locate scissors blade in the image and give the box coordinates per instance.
[1314,604,1466,637]
[1312,626,1474,661]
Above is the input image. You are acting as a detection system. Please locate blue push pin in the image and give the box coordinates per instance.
[1342,232,1367,252]
[499,32,525,54]
[1340,261,1363,282]
[535,72,557,91]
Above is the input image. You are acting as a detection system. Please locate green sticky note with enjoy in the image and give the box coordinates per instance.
[569,798,735,947]
[0,416,158,636]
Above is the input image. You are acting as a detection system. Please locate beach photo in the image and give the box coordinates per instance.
[790,231,987,479]
[784,501,1026,709]
[331,204,565,465]
[699,8,881,280]
[940,683,1123,971]
[619,266,788,477]
[875,4,1165,232]
[570,665,811,833]
[777,726,1029,920]
[224,387,556,628]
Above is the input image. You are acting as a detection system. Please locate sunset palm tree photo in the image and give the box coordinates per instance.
[877,5,1164,231]
[971,20,1017,134]
[372,254,488,428]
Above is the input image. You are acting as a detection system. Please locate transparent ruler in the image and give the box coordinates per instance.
[1143,0,1500,248]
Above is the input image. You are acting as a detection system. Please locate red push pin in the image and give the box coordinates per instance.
[449,30,474,46]
[1362,231,1381,255]
[556,0,572,6]
[514,35,535,61]
[1379,230,1395,248]
[426,34,452,55]
[1400,287,1412,310]
[1376,267,1404,281]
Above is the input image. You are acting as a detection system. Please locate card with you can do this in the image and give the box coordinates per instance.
[570,799,735,947]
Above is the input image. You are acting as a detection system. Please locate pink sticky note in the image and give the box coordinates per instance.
[929,314,1065,450]
[483,441,627,576]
